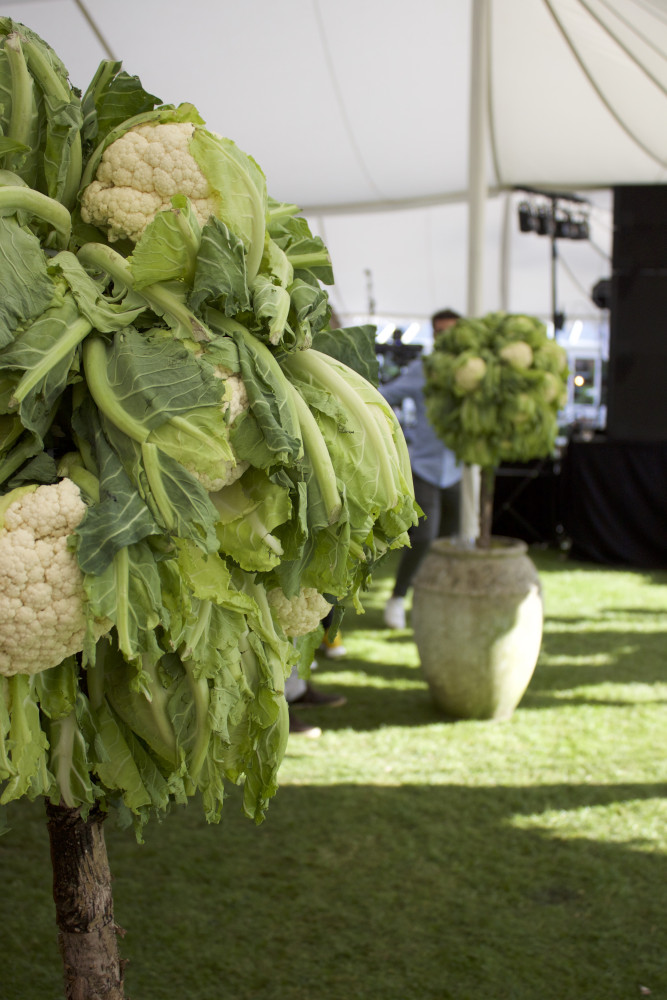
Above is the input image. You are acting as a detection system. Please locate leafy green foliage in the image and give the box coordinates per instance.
[423,311,569,471]
[0,22,420,837]
[0,17,83,208]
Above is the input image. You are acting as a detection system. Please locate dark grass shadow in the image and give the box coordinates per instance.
[3,776,666,1000]
[296,680,442,732]
[5,781,662,1000]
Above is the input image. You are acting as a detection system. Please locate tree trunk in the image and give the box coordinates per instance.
[46,801,127,1000]
[476,466,496,549]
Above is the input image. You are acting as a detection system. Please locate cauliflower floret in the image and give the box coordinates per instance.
[0,479,109,676]
[534,339,568,374]
[81,122,219,243]
[454,356,487,393]
[219,371,249,426]
[499,340,534,370]
[541,371,564,405]
[267,587,332,638]
[177,372,250,492]
[187,458,249,494]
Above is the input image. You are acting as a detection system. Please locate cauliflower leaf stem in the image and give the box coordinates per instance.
[284,379,342,525]
[82,337,150,444]
[136,441,174,531]
[285,349,399,510]
[0,185,71,247]
[19,35,82,209]
[9,312,92,408]
[77,241,211,342]
[112,545,133,659]
[181,658,211,794]
[4,34,34,168]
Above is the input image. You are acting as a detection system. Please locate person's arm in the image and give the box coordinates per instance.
[378,360,423,406]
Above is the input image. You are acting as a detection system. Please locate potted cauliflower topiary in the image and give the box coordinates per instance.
[422,311,569,547]
[411,313,569,721]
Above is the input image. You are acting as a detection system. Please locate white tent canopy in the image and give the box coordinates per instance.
[6,0,667,324]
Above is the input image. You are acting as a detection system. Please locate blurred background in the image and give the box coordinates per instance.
[7,0,666,559]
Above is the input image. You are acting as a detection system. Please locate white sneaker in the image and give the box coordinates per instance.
[383,596,406,629]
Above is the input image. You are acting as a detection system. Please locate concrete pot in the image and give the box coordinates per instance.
[411,537,543,721]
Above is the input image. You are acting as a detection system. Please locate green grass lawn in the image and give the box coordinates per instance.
[1,548,666,1000]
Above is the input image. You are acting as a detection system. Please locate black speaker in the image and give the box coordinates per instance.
[607,185,667,441]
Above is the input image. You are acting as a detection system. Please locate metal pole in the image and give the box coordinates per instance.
[551,197,558,331]
[460,0,490,543]
[500,191,512,311]
[467,0,490,316]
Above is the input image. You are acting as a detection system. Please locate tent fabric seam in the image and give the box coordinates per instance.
[311,0,389,203]
[597,0,667,60]
[579,0,667,97]
[543,0,667,170]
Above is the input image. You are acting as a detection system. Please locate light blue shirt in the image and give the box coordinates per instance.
[380,357,462,489]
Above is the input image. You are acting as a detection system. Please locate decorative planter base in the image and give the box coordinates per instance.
[411,537,543,721]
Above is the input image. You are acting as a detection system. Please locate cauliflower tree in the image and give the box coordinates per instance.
[423,312,569,547]
[0,25,421,1000]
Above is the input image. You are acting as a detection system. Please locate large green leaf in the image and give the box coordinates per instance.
[0,291,90,435]
[189,127,267,281]
[312,324,379,385]
[0,216,54,348]
[189,216,250,316]
[210,467,292,571]
[129,194,202,289]
[81,59,161,154]
[72,398,162,575]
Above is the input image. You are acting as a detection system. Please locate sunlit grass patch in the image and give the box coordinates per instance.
[2,546,667,1000]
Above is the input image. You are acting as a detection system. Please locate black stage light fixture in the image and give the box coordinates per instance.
[571,213,590,240]
[516,189,590,242]
[591,277,611,309]
[518,201,537,232]
[536,205,555,236]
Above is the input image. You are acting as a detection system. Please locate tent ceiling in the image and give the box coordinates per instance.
[4,0,663,320]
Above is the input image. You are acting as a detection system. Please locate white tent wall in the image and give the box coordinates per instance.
[312,189,612,329]
[4,0,644,332]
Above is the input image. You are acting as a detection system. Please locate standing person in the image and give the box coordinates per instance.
[380,309,463,629]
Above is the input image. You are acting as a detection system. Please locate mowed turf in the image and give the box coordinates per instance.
[1,547,666,1000]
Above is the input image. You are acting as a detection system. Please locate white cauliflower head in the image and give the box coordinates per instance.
[499,340,534,370]
[0,479,109,676]
[219,370,249,426]
[541,370,564,405]
[81,122,219,243]
[454,356,487,393]
[267,587,332,638]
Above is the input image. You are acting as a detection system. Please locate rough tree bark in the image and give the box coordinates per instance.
[46,801,127,1000]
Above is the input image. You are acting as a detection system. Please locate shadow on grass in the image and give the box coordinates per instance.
[530,548,667,584]
[535,629,666,689]
[103,781,667,999]
[3,782,666,1000]
[304,681,442,731]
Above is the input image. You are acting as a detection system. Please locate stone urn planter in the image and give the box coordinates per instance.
[411,536,543,721]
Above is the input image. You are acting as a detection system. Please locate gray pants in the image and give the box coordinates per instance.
[392,475,460,598]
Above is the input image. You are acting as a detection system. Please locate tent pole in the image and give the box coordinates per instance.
[500,191,512,311]
[460,0,490,543]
